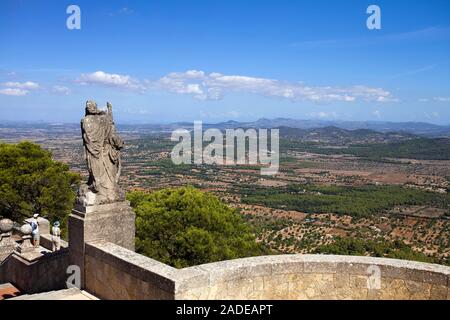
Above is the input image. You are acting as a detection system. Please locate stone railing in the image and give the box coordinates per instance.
[0,248,70,293]
[0,217,70,293]
[84,241,450,300]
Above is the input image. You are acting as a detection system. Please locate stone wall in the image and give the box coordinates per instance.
[39,234,68,252]
[0,249,70,294]
[83,241,450,300]
[177,255,450,300]
[0,225,69,294]
[84,241,177,299]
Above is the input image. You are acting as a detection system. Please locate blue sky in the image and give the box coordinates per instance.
[0,0,450,124]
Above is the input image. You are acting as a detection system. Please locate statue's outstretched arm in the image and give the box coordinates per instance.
[106,102,114,122]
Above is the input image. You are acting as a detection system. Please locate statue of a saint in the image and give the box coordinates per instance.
[79,101,124,205]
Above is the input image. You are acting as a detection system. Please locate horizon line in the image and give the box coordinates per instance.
[0,117,449,127]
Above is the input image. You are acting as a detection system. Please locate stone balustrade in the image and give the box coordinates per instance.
[3,218,449,299]
[84,241,450,300]
[0,217,70,294]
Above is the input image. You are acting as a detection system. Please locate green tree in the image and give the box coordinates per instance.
[0,141,80,229]
[128,186,268,268]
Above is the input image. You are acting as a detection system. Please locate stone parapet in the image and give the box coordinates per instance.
[84,241,177,299]
[83,241,450,300]
[0,249,70,294]
[40,234,68,252]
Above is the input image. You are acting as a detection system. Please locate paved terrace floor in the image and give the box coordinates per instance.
[0,283,21,300]
[10,287,98,300]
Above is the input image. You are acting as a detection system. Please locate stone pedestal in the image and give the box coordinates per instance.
[0,236,16,261]
[16,235,35,254]
[68,200,135,288]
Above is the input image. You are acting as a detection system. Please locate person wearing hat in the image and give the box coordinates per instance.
[51,221,61,252]
[30,213,40,247]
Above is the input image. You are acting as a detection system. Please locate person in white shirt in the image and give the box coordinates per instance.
[51,221,61,252]
[30,213,40,247]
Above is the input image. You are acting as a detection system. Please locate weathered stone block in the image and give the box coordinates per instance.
[350,275,369,289]
[334,273,350,288]
[68,201,135,288]
[429,285,447,300]
[304,261,337,274]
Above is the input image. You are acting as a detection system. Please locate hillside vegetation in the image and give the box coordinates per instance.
[237,184,450,217]
[282,137,450,160]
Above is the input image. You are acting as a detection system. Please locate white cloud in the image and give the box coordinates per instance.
[74,69,397,103]
[308,111,338,119]
[433,97,450,102]
[156,70,396,103]
[0,81,40,96]
[199,110,241,119]
[0,88,29,96]
[77,71,147,93]
[52,85,71,95]
[2,81,39,89]
[419,97,450,102]
[157,71,207,99]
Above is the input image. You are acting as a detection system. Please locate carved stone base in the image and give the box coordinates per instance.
[68,200,135,288]
[16,235,35,254]
[0,235,16,261]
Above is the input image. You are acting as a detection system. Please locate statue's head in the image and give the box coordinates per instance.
[85,100,98,115]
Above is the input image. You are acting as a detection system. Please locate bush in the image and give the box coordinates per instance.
[128,186,268,268]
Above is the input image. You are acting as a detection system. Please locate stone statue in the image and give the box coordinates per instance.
[69,100,135,280]
[78,100,124,206]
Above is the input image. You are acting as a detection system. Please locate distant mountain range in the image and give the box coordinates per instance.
[195,118,450,137]
[1,118,450,137]
[275,126,416,145]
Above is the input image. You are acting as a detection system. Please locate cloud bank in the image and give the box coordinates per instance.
[74,70,397,104]
[0,88,29,96]
[155,70,397,103]
[419,97,450,102]
[0,81,40,96]
[77,71,147,93]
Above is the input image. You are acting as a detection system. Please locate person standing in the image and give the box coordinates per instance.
[30,213,40,247]
[51,221,61,251]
